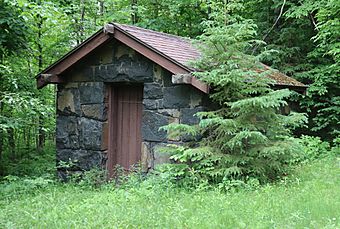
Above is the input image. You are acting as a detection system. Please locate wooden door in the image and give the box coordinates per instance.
[108,84,143,176]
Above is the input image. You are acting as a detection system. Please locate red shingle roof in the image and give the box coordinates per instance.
[115,24,200,70]
[114,23,306,88]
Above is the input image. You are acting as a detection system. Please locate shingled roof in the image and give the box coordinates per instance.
[36,22,307,92]
[115,23,306,88]
[116,24,199,71]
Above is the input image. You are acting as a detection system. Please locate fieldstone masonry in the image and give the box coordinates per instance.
[56,40,208,177]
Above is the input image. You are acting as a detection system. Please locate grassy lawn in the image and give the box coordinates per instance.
[0,157,339,228]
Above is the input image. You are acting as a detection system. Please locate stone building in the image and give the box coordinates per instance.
[36,23,306,177]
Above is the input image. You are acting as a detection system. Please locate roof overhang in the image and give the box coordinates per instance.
[36,23,306,94]
[273,84,308,94]
[36,29,112,88]
[36,23,209,93]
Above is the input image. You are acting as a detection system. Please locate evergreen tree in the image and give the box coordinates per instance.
[160,4,306,188]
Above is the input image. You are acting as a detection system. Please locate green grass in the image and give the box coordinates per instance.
[0,157,339,228]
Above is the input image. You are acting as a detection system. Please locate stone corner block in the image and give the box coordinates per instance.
[141,142,153,172]
[56,115,80,149]
[57,88,81,115]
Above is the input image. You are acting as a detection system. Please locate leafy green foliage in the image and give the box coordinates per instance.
[0,0,29,55]
[0,132,339,227]
[135,0,209,37]
[292,0,340,140]
[245,0,340,141]
[0,0,69,165]
[1,175,55,197]
[72,168,107,188]
[292,135,336,164]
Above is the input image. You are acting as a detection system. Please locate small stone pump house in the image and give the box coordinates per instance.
[36,23,306,177]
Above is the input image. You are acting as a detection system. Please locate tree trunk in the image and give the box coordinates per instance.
[79,0,86,44]
[131,0,138,24]
[0,129,3,161]
[26,127,31,150]
[98,0,104,16]
[0,101,3,161]
[8,128,15,160]
[0,60,3,162]
[37,7,45,152]
[38,117,45,152]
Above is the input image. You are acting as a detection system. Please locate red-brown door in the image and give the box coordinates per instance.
[108,84,143,176]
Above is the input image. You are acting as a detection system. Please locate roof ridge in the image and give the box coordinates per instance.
[112,23,193,41]
[111,22,198,71]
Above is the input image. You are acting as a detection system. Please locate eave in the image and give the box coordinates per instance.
[36,23,209,93]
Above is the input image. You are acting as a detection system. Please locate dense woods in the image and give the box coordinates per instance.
[0,0,339,171]
[0,1,339,227]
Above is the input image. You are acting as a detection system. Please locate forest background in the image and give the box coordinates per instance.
[0,0,339,171]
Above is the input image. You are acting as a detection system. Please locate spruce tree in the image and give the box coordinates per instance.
[159,6,306,188]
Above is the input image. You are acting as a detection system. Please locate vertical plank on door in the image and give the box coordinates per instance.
[108,84,143,176]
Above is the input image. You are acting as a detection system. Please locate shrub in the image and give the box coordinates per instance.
[294,135,332,163]
[76,168,107,188]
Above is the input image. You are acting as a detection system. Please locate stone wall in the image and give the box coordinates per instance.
[56,40,208,176]
[56,82,108,179]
